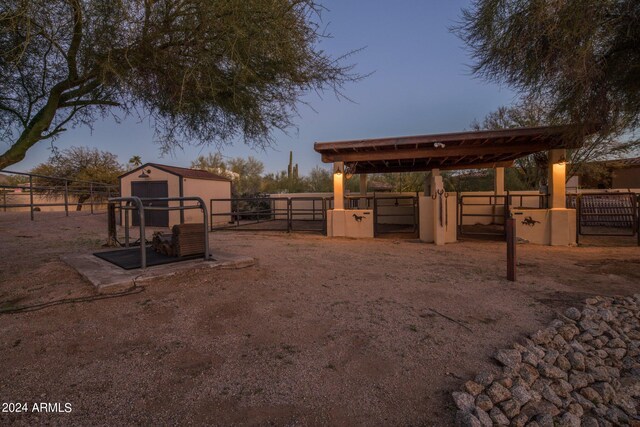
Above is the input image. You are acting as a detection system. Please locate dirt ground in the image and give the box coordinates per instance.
[0,211,639,426]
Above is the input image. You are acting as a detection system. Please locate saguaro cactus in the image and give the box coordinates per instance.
[287,151,293,179]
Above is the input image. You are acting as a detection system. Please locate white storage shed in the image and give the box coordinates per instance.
[119,163,231,227]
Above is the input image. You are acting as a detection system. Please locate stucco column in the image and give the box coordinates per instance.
[430,169,446,245]
[548,149,567,209]
[333,162,344,210]
[359,174,367,208]
[423,174,430,196]
[493,167,506,224]
[543,149,576,245]
[494,167,505,196]
[424,169,440,196]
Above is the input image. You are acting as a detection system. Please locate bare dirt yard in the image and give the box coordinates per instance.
[1,211,639,426]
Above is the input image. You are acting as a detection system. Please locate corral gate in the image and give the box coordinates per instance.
[372,195,419,237]
[345,194,419,237]
[458,194,508,238]
[210,196,330,234]
[568,193,639,245]
[458,193,549,239]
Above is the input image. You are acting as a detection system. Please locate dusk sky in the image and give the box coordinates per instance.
[9,0,517,174]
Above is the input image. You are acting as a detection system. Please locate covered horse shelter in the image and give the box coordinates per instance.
[314,125,593,246]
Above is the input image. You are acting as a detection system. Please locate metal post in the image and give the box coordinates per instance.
[124,202,130,247]
[210,199,214,231]
[107,203,117,246]
[136,198,146,269]
[373,195,378,237]
[458,195,463,238]
[503,194,509,238]
[455,193,459,241]
[64,179,69,217]
[29,175,34,221]
[236,199,240,227]
[90,183,94,214]
[199,197,210,260]
[287,198,292,232]
[636,193,639,247]
[506,217,516,282]
[576,194,581,246]
[256,197,261,224]
[322,198,327,236]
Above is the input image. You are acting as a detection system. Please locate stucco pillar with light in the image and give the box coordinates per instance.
[547,149,576,245]
[326,162,374,237]
[509,148,576,245]
[548,149,567,209]
[333,162,345,210]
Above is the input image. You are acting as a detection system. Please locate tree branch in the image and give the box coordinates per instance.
[41,106,83,139]
[59,99,120,108]
[59,78,101,102]
[66,0,83,80]
[0,105,27,127]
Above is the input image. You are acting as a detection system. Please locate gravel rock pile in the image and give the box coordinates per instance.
[452,295,640,426]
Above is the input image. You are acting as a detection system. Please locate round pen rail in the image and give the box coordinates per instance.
[108,196,210,269]
[109,196,146,268]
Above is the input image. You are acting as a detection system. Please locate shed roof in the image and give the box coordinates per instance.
[120,163,231,182]
[314,125,592,174]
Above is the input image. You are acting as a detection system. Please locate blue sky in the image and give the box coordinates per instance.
[9,0,517,174]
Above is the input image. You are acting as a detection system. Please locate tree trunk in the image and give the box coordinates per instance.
[76,194,90,211]
[0,81,70,169]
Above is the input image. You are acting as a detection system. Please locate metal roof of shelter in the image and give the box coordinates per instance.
[314,125,591,174]
[119,163,231,182]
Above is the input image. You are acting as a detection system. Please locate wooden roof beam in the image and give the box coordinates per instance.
[354,159,515,174]
[320,142,548,163]
[314,124,587,151]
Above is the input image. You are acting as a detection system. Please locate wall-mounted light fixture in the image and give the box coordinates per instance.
[344,163,355,180]
[555,154,567,165]
[138,169,151,178]
[333,163,343,176]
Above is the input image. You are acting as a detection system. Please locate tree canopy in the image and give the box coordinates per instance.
[456,0,640,137]
[471,98,638,188]
[191,153,264,195]
[128,155,142,167]
[0,0,359,168]
[191,152,339,194]
[30,146,122,209]
[191,153,229,177]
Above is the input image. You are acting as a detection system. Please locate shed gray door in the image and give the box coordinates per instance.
[131,181,169,227]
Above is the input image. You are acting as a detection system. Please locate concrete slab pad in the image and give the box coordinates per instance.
[61,250,255,289]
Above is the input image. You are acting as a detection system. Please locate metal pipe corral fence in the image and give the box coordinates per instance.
[1,169,119,219]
